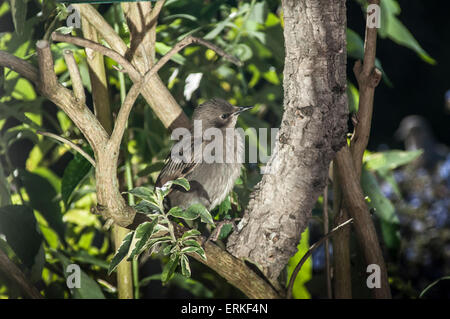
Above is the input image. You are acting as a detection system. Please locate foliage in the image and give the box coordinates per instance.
[108,178,210,284]
[0,0,439,299]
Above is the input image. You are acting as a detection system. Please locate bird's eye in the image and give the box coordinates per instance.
[221,113,230,120]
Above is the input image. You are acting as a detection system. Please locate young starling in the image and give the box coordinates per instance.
[155,98,253,211]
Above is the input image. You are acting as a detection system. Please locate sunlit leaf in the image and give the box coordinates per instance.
[108,231,133,275]
[161,253,179,283]
[180,254,191,277]
[364,150,423,172]
[61,149,93,209]
[128,219,159,260]
[286,228,312,299]
[181,229,201,240]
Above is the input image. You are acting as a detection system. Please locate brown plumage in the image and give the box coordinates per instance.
[155,98,253,211]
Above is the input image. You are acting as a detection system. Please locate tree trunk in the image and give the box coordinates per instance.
[227,0,348,282]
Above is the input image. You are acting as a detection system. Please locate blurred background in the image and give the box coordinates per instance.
[0,0,449,298]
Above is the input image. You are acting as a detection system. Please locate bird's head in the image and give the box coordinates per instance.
[192,98,253,130]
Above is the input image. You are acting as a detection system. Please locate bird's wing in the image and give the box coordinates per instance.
[155,136,202,188]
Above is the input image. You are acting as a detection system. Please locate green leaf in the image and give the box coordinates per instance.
[61,150,93,208]
[162,243,176,256]
[204,20,234,40]
[361,169,400,250]
[10,0,27,35]
[156,42,186,64]
[54,251,105,299]
[54,26,74,35]
[188,203,215,226]
[181,229,201,240]
[181,246,207,261]
[108,231,134,275]
[133,200,162,214]
[168,206,198,220]
[171,178,190,191]
[128,219,158,260]
[286,228,312,299]
[218,223,233,240]
[233,43,253,62]
[347,81,359,113]
[146,236,173,251]
[161,253,179,283]
[180,254,191,277]
[71,251,109,270]
[379,0,435,64]
[0,205,43,269]
[182,239,202,249]
[364,150,423,172]
[20,170,65,241]
[248,1,266,24]
[127,187,156,202]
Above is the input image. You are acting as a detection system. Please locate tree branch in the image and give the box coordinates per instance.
[36,40,58,94]
[52,32,139,80]
[33,40,109,152]
[350,0,383,178]
[151,36,243,70]
[63,50,86,104]
[333,0,390,299]
[287,217,354,299]
[81,18,113,133]
[0,248,43,299]
[0,51,38,83]
[108,81,144,158]
[36,131,95,167]
[73,3,189,130]
[0,9,277,300]
[335,147,391,298]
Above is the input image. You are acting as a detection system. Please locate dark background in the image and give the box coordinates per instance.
[348,0,450,150]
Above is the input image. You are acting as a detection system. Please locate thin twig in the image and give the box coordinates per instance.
[323,183,332,299]
[37,131,96,167]
[63,50,86,104]
[0,248,43,299]
[108,81,144,158]
[287,217,354,299]
[52,33,140,80]
[149,36,242,75]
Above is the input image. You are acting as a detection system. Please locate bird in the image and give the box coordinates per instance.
[155,98,253,211]
[395,115,447,170]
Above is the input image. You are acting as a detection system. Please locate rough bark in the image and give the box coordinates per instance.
[227,0,348,282]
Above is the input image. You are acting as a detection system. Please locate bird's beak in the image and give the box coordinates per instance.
[233,105,254,116]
